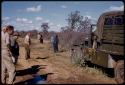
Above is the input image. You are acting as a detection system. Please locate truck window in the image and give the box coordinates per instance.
[115,15,123,25]
[104,17,114,25]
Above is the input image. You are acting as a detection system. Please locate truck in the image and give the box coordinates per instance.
[71,11,124,84]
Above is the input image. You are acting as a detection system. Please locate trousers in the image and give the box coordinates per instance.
[1,50,16,84]
[24,44,30,59]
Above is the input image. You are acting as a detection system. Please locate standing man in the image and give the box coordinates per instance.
[92,35,98,49]
[55,35,59,52]
[51,34,59,53]
[1,25,16,84]
[40,34,43,44]
[37,33,41,42]
[24,32,31,60]
[37,33,43,43]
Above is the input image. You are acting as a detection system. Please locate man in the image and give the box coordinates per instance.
[37,33,43,43]
[1,25,16,84]
[37,33,41,41]
[10,32,19,64]
[24,32,31,59]
[51,34,59,53]
[40,34,43,44]
[2,26,6,37]
[92,35,98,49]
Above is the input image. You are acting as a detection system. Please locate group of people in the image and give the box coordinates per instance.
[37,32,59,53]
[1,25,59,84]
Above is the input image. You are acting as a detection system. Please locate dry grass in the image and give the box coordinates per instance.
[83,66,107,78]
[15,37,116,84]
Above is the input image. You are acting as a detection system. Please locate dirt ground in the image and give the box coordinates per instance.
[14,38,117,84]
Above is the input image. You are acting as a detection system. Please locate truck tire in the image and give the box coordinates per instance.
[115,60,124,84]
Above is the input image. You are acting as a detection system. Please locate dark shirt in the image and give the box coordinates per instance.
[52,35,59,44]
[11,41,19,56]
[10,37,19,56]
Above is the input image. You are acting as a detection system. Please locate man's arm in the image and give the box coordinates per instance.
[6,34,10,46]
[5,33,12,51]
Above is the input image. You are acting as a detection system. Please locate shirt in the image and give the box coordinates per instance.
[10,35,16,47]
[51,36,54,43]
[51,35,58,44]
[24,35,31,45]
[2,31,10,49]
[37,34,41,40]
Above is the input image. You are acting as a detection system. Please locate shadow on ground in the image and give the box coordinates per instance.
[16,65,46,76]
[15,73,54,84]
[36,57,50,59]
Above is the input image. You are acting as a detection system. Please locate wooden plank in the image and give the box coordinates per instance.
[104,25,124,30]
[102,39,124,45]
[103,33,124,38]
[100,44,124,55]
[102,36,124,44]
[99,49,124,56]
[100,44,113,51]
[103,29,124,34]
[102,37,124,41]
[112,44,124,53]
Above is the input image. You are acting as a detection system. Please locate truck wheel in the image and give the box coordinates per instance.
[115,60,124,84]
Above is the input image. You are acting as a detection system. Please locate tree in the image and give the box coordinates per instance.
[61,26,70,32]
[59,10,92,49]
[41,23,49,38]
[66,11,92,33]
[61,27,65,32]
[66,11,83,31]
[77,17,91,33]
[41,23,49,33]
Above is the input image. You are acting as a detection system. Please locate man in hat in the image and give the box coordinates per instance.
[1,25,16,84]
[24,32,31,59]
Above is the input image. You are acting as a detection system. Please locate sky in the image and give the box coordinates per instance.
[2,1,124,32]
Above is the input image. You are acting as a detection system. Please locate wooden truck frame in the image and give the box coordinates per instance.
[71,11,124,84]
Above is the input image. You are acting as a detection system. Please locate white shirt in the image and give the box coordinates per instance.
[24,35,30,45]
[51,36,54,43]
[37,34,41,40]
[1,31,10,49]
